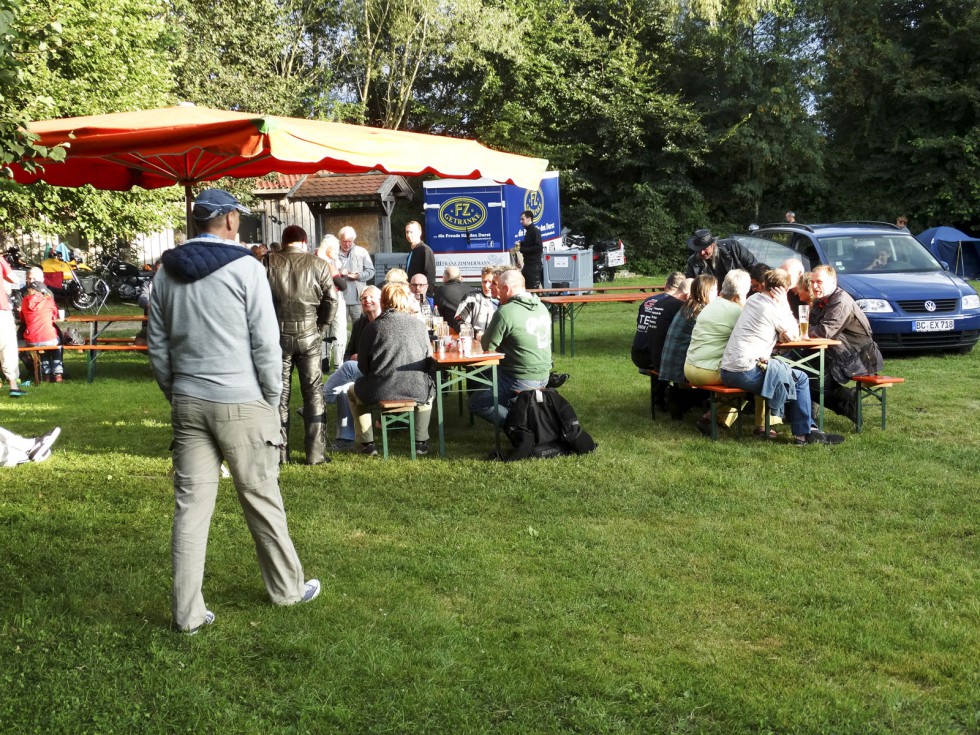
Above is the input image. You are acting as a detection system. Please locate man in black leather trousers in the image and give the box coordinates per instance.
[266,225,338,465]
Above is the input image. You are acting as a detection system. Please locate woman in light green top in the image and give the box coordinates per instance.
[684,269,751,386]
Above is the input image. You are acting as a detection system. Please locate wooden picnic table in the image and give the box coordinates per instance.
[773,337,842,432]
[529,284,663,295]
[61,312,148,382]
[430,342,504,457]
[539,291,652,357]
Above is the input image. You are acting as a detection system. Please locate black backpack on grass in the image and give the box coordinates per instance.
[501,388,597,461]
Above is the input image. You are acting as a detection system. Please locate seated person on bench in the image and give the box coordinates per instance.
[658,274,717,418]
[347,283,434,456]
[469,270,551,427]
[630,272,689,411]
[807,265,883,424]
[720,268,845,446]
[20,267,64,382]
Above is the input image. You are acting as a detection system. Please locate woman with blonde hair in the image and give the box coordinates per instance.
[658,274,717,385]
[347,282,434,456]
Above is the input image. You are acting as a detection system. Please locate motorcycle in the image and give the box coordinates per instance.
[98,253,153,302]
[560,230,627,282]
[42,249,110,312]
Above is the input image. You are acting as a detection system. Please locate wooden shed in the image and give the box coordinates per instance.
[253,172,414,253]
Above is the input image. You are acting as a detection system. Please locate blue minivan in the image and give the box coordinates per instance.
[734,222,980,353]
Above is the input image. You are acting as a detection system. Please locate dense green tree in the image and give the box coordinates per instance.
[169,0,332,118]
[670,8,826,230]
[0,0,66,178]
[0,0,178,249]
[818,0,980,229]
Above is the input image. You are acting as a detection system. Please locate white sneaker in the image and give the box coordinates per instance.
[29,427,61,462]
[184,610,215,635]
[300,579,321,603]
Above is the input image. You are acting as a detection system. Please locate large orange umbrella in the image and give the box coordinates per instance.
[11,104,549,230]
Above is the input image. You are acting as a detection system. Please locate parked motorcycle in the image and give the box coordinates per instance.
[42,249,110,312]
[97,253,153,302]
[560,230,627,282]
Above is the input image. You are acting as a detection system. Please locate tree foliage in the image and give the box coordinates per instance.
[818,0,980,228]
[2,0,978,260]
[0,0,178,248]
[0,0,66,177]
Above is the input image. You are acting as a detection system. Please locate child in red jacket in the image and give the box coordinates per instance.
[20,274,63,382]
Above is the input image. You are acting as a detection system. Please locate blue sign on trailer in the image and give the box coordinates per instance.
[423,173,561,278]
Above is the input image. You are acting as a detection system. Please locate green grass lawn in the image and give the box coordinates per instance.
[1,283,977,734]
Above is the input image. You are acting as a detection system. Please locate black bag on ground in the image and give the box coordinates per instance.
[501,388,597,461]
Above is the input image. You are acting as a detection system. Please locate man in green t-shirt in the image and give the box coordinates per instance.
[470,269,552,425]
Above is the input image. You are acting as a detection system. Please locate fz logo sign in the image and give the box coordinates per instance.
[523,188,544,223]
[439,197,488,232]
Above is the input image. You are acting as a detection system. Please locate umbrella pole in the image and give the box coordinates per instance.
[184,185,193,240]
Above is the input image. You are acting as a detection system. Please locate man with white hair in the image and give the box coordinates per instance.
[336,225,375,322]
[470,270,551,426]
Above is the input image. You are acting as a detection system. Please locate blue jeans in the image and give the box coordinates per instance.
[469,369,548,427]
[28,338,63,377]
[720,365,812,436]
[322,360,361,441]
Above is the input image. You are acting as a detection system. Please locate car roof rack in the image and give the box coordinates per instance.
[829,221,902,230]
[756,223,815,233]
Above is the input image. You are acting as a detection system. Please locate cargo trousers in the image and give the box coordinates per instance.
[170,394,306,632]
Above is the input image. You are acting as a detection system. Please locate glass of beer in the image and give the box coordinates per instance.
[798,305,810,339]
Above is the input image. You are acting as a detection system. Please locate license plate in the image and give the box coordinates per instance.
[914,319,954,332]
[606,252,625,267]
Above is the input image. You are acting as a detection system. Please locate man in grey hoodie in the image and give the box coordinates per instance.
[148,189,320,634]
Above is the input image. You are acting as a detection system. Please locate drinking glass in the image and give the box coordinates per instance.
[798,305,810,339]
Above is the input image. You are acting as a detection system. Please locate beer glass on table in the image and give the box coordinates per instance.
[798,305,810,340]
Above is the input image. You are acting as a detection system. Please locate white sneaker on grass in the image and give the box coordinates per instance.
[300,579,321,603]
[184,610,215,635]
[29,427,61,462]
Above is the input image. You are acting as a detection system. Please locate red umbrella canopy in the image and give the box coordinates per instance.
[11,105,549,192]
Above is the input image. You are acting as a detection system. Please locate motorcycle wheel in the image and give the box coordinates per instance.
[71,290,97,311]
[595,267,614,283]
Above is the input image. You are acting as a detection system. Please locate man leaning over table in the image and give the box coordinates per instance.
[719,268,845,446]
[807,264,882,424]
[469,269,552,426]
[148,188,320,635]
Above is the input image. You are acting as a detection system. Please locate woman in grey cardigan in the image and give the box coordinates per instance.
[347,282,434,456]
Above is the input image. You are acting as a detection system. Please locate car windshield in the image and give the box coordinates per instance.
[816,234,943,274]
[732,235,809,270]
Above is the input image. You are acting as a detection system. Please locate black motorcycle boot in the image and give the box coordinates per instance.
[304,414,330,465]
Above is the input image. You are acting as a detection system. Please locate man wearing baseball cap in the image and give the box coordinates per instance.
[148,188,321,634]
[684,228,758,285]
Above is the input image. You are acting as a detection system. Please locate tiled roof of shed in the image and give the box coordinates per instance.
[295,172,390,198]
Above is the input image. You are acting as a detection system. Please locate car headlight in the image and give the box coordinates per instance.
[962,294,980,310]
[855,298,893,313]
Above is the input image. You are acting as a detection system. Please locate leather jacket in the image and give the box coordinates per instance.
[266,246,338,340]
